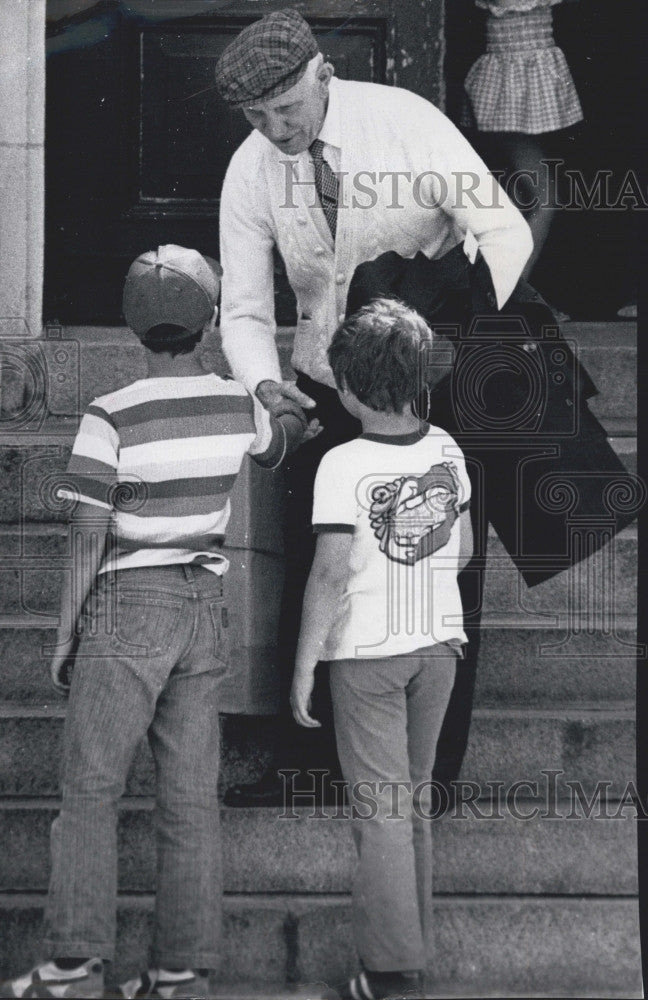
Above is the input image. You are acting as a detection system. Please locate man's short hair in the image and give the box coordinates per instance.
[328,298,434,414]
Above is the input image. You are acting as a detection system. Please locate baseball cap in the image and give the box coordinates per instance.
[215,9,319,109]
[123,245,223,341]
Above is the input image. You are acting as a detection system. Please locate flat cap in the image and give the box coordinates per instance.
[215,9,319,108]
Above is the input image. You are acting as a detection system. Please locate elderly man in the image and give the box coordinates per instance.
[216,9,532,808]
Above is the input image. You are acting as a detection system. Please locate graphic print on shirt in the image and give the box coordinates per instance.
[368,462,460,565]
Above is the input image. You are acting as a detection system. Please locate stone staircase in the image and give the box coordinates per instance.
[0,323,641,997]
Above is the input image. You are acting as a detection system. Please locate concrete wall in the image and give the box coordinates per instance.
[0,0,45,341]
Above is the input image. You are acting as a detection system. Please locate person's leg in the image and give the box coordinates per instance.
[404,649,457,944]
[500,133,556,280]
[43,574,185,963]
[330,653,454,974]
[147,567,228,973]
[426,379,487,807]
[430,489,485,808]
[225,377,361,805]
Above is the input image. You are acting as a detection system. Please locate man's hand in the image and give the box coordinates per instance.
[256,379,315,428]
[290,668,321,728]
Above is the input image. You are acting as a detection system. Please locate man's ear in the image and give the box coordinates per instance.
[317,59,334,88]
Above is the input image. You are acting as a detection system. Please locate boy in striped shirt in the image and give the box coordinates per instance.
[0,246,306,1000]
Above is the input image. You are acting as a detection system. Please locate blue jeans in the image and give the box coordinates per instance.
[43,564,230,969]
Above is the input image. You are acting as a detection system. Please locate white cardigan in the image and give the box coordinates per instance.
[219,77,532,392]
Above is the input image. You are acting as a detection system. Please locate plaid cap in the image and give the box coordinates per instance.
[215,9,319,108]
[123,245,222,341]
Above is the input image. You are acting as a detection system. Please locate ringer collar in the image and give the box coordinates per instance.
[360,427,427,446]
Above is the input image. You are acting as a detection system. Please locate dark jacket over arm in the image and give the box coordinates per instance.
[346,246,640,586]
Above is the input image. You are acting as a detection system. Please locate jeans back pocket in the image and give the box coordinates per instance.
[80,585,183,659]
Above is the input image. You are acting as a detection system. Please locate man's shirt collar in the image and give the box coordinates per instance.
[317,77,341,150]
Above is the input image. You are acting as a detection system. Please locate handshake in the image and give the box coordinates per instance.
[256,378,322,449]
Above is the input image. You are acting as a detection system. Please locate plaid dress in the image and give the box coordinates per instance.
[475,0,562,13]
[462,5,584,134]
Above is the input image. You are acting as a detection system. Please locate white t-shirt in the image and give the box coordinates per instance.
[312,425,471,661]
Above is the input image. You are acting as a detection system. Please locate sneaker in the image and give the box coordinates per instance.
[324,969,425,1000]
[117,969,210,999]
[0,958,104,998]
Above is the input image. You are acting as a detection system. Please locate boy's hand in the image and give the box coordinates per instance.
[290,668,321,728]
[280,414,324,455]
[302,417,323,443]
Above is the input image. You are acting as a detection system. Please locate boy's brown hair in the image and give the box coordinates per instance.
[328,297,434,413]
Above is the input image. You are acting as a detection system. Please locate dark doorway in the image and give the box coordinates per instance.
[44,0,443,326]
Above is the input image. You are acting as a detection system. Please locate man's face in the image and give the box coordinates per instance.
[242,63,330,155]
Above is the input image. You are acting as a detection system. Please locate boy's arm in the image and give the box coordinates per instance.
[458,508,474,573]
[290,531,353,728]
[50,501,111,692]
[278,412,322,453]
[249,387,321,468]
[250,411,322,468]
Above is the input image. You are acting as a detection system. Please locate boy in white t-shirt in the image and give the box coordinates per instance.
[290,298,473,1000]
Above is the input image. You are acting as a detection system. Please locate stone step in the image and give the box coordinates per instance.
[0,705,635,799]
[156,706,639,801]
[0,509,637,708]
[569,321,636,429]
[0,618,637,707]
[473,621,637,706]
[0,894,641,997]
[482,525,637,619]
[0,320,636,450]
[0,800,637,896]
[0,432,637,526]
[609,435,637,474]
[6,321,634,422]
[0,524,636,628]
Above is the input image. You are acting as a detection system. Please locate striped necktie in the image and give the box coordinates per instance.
[309,138,338,239]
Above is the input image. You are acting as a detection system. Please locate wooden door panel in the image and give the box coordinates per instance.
[135,19,384,214]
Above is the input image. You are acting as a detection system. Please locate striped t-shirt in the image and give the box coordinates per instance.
[59,373,283,575]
